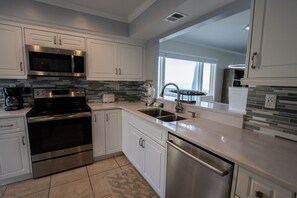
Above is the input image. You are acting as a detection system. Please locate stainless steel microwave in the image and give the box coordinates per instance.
[25,45,86,77]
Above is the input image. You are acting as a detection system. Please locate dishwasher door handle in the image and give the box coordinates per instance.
[167,140,229,176]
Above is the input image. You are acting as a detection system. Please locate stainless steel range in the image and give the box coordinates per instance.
[26,88,93,178]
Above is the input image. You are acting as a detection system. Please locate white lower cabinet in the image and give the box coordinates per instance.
[92,109,122,158]
[0,117,30,181]
[236,167,295,198]
[123,111,166,198]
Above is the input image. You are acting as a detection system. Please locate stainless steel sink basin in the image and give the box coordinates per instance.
[156,115,186,122]
[138,108,186,122]
[138,108,174,117]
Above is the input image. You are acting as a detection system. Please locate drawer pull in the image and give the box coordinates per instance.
[22,136,26,146]
[139,137,142,146]
[250,52,258,69]
[141,139,145,148]
[0,124,14,128]
[255,191,263,198]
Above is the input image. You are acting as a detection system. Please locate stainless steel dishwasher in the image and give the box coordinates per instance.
[166,133,234,198]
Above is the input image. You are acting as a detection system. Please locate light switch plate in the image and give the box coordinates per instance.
[265,94,277,109]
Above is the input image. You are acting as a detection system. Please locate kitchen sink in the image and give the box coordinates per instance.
[138,108,174,117]
[138,108,186,122]
[156,115,186,122]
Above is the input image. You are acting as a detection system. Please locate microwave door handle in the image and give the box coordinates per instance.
[71,55,75,73]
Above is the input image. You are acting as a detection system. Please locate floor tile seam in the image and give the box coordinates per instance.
[87,166,122,177]
[15,189,49,198]
[86,173,95,198]
[50,174,89,188]
[2,181,50,198]
[113,156,121,168]
[1,185,8,198]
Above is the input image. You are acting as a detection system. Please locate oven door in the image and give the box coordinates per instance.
[27,112,92,157]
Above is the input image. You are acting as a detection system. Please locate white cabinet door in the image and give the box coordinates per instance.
[87,39,117,79]
[0,24,25,78]
[105,110,122,155]
[58,34,85,50]
[126,121,166,198]
[126,124,143,172]
[0,132,30,180]
[92,111,106,158]
[246,0,297,79]
[236,167,294,198]
[24,29,85,50]
[142,133,165,197]
[118,44,143,80]
[24,28,57,48]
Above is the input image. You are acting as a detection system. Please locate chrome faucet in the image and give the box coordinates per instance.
[159,83,183,113]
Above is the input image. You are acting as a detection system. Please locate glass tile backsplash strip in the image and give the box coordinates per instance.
[0,77,151,107]
[244,86,297,141]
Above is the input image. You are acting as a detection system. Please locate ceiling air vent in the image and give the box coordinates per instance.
[165,12,186,23]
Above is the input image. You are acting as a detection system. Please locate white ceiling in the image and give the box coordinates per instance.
[34,0,250,41]
[172,9,250,54]
[35,0,157,23]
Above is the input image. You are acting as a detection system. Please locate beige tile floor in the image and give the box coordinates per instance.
[0,155,158,198]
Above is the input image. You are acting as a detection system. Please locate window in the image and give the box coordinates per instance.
[158,52,216,101]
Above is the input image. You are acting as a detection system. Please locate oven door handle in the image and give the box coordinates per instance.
[27,112,91,123]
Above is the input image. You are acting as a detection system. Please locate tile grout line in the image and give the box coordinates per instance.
[86,167,96,198]
[48,176,51,198]
[1,185,8,198]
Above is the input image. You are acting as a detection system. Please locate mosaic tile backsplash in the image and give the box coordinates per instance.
[0,77,152,107]
[244,86,297,142]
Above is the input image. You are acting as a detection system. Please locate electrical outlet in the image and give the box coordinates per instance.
[265,94,277,109]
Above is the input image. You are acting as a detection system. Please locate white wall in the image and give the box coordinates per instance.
[0,0,129,37]
[159,39,246,102]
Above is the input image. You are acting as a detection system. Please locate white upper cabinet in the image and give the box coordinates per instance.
[118,44,143,80]
[243,0,297,86]
[24,28,85,50]
[0,24,26,79]
[87,39,118,79]
[87,38,144,81]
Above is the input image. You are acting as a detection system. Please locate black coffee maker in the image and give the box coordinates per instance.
[3,87,24,111]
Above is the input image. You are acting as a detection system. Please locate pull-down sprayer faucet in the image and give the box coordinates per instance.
[159,83,183,113]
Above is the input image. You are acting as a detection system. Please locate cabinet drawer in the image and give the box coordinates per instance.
[129,113,166,146]
[0,117,25,134]
[236,167,294,198]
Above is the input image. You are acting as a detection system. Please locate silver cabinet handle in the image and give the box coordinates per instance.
[94,114,96,122]
[167,140,229,176]
[115,68,118,75]
[20,62,23,71]
[54,36,56,44]
[255,191,263,198]
[22,136,25,146]
[59,37,62,45]
[106,114,109,122]
[250,52,257,69]
[119,68,121,75]
[139,138,142,146]
[0,124,14,128]
[141,139,145,148]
